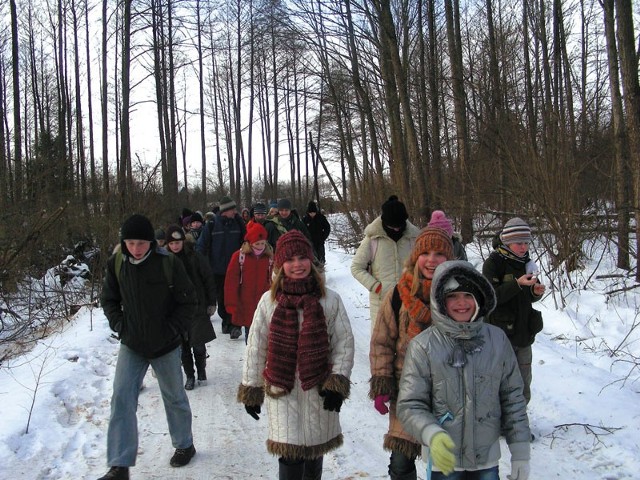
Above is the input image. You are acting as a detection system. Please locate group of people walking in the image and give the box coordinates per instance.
[97,195,544,480]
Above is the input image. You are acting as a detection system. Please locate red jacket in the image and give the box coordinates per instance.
[224,244,273,327]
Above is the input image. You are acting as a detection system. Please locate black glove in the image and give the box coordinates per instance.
[245,404,261,420]
[319,389,343,412]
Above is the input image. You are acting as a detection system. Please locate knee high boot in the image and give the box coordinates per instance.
[279,458,304,480]
[303,456,323,480]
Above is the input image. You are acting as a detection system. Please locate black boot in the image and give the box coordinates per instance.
[279,458,304,480]
[97,466,129,480]
[303,457,323,480]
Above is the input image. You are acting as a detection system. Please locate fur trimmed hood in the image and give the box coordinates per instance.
[431,260,497,324]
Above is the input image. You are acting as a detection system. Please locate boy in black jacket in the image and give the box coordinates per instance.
[99,214,198,480]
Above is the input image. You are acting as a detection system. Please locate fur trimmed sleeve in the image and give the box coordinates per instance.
[322,373,351,399]
[237,384,264,406]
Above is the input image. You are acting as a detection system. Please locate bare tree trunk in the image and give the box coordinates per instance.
[101,0,109,200]
[10,0,23,202]
[603,0,630,270]
[119,0,132,212]
[84,0,97,210]
[614,0,640,281]
[444,0,472,241]
[71,0,88,210]
[196,0,207,199]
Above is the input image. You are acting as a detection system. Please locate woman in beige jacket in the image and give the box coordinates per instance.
[351,196,419,332]
[369,227,453,480]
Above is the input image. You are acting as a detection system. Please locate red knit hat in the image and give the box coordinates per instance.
[409,227,454,265]
[245,223,268,244]
[274,230,314,269]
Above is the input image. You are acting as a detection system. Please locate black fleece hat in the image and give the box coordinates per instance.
[307,201,318,213]
[381,195,409,228]
[443,275,484,311]
[120,214,155,242]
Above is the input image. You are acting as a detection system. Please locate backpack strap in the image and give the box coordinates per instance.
[367,237,379,273]
[114,249,173,288]
[238,251,245,285]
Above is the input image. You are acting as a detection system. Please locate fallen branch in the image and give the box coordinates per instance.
[550,422,622,448]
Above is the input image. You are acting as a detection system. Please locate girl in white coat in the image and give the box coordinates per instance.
[238,230,355,480]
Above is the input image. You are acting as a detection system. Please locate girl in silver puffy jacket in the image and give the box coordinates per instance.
[397,260,531,480]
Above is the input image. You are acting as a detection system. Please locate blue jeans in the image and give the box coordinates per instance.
[431,466,499,480]
[107,344,193,466]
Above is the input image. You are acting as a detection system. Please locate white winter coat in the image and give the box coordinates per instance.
[350,216,420,330]
[241,288,355,454]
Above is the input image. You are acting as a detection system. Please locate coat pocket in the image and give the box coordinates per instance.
[528,308,543,338]
[488,310,515,338]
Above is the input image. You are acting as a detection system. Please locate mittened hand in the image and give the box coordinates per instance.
[245,404,261,420]
[374,394,390,415]
[507,460,530,480]
[319,389,344,412]
[430,432,456,475]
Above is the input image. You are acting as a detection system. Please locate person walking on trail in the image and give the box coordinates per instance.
[264,198,312,250]
[482,217,545,407]
[98,214,198,480]
[238,230,355,480]
[369,227,454,480]
[196,196,246,339]
[397,260,531,480]
[224,222,274,343]
[303,201,331,264]
[351,195,420,332]
[427,210,467,261]
[165,224,217,390]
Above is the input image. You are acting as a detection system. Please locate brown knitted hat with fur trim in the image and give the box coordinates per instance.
[274,230,314,269]
[409,227,454,265]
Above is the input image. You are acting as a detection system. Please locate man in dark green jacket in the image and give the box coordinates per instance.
[98,214,198,480]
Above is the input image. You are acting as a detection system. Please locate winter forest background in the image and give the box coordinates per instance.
[1,1,640,356]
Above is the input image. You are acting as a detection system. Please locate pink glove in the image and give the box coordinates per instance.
[374,394,390,415]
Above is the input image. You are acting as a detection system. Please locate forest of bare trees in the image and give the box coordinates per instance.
[1,0,640,286]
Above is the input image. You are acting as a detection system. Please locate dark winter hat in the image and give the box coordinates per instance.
[269,200,278,209]
[307,201,318,213]
[190,212,203,224]
[409,227,454,266]
[219,196,237,213]
[274,230,314,269]
[381,195,409,228]
[443,275,484,311]
[253,202,267,215]
[428,210,453,237]
[245,223,268,244]
[120,214,155,242]
[181,208,194,219]
[181,216,192,228]
[166,224,186,242]
[155,228,166,241]
[500,217,532,245]
[277,198,292,210]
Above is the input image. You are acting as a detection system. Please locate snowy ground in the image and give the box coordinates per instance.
[1,240,639,479]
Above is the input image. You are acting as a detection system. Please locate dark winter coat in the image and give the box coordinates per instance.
[482,246,544,348]
[196,213,246,274]
[264,214,312,250]
[397,261,530,471]
[302,212,331,249]
[224,242,274,328]
[174,243,216,346]
[101,247,197,358]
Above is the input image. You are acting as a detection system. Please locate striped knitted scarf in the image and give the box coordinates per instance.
[263,276,330,393]
[397,270,433,339]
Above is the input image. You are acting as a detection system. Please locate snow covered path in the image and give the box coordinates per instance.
[1,246,639,479]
